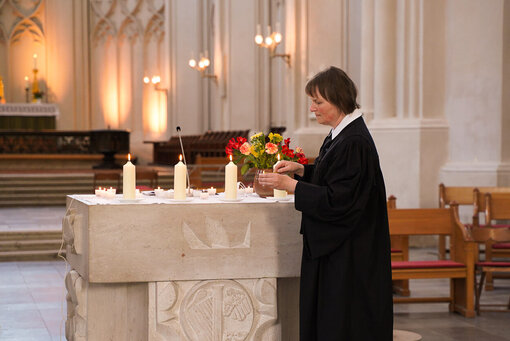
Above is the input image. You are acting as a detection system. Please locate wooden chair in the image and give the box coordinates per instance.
[471,224,510,315]
[136,169,158,190]
[389,204,476,317]
[387,196,410,296]
[93,171,121,191]
[474,192,510,290]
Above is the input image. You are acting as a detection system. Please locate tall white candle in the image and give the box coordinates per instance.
[33,54,37,69]
[225,155,237,200]
[123,154,136,199]
[174,154,187,200]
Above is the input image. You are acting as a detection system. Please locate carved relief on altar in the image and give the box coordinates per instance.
[62,208,83,255]
[65,270,88,341]
[149,278,279,341]
[182,217,251,249]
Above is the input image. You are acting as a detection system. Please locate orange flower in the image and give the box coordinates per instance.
[265,142,278,154]
[239,142,251,155]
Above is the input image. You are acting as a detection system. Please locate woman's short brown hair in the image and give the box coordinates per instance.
[305,66,360,114]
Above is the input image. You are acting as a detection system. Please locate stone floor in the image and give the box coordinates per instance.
[0,207,509,340]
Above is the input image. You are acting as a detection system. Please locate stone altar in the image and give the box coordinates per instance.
[63,194,302,340]
[0,103,59,129]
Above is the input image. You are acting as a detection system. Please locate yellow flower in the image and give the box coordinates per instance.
[250,145,259,157]
[250,132,263,140]
[269,133,282,143]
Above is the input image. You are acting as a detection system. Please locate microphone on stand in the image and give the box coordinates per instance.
[176,126,191,193]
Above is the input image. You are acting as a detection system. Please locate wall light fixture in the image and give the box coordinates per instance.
[143,75,167,92]
[254,23,290,66]
[188,51,217,81]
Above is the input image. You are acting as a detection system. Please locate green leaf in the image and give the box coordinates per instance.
[241,163,250,175]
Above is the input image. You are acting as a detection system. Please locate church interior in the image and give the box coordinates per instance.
[0,0,509,340]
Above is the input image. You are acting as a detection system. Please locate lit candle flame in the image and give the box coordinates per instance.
[128,153,131,161]
[229,155,233,162]
[179,154,183,161]
[277,154,281,161]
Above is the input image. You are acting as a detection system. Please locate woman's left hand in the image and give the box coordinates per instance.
[258,172,298,193]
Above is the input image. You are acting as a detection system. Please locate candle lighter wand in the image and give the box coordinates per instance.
[176,126,191,192]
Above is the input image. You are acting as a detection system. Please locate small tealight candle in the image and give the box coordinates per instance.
[154,187,164,197]
[245,186,253,194]
[95,187,103,197]
[207,187,216,195]
[273,154,287,198]
[107,187,116,195]
[200,191,209,200]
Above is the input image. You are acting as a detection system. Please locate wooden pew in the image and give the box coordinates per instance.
[389,204,476,317]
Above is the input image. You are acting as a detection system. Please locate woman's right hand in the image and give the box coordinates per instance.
[274,160,305,177]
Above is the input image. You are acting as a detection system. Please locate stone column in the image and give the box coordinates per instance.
[373,0,397,119]
[360,0,374,121]
[440,0,510,187]
[368,0,449,210]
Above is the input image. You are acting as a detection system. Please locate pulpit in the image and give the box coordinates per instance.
[63,195,302,340]
[90,129,130,169]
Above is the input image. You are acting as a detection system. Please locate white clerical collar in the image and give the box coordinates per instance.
[331,109,362,140]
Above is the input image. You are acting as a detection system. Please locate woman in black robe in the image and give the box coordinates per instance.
[258,66,393,340]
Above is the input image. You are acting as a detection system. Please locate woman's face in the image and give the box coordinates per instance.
[309,91,345,128]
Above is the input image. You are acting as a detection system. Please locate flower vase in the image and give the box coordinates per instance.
[253,169,274,198]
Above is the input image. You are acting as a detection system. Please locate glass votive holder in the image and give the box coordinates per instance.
[200,191,209,200]
[245,186,253,194]
[107,187,116,195]
[207,187,217,195]
[95,187,103,197]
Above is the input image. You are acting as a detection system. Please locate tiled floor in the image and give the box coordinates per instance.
[0,206,509,340]
[0,261,68,341]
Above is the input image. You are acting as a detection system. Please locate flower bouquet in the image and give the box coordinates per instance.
[225,132,308,175]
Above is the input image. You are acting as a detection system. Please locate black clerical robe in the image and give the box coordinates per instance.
[294,116,393,340]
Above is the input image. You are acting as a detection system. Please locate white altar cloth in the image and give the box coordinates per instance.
[0,103,59,117]
[71,193,294,206]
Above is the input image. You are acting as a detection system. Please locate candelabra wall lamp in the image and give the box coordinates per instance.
[143,75,168,93]
[188,51,217,81]
[254,24,290,66]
